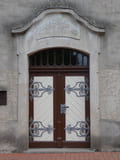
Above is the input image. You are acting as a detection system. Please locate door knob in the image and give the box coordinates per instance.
[60,104,69,114]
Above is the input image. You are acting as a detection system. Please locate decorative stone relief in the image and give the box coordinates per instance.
[34,13,81,40]
[24,13,81,51]
[12,9,105,55]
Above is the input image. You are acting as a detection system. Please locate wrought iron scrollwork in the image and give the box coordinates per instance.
[65,121,89,137]
[29,78,54,99]
[64,81,89,97]
[29,118,55,138]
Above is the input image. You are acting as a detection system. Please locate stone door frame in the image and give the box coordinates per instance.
[12,8,105,150]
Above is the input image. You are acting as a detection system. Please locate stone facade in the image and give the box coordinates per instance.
[0,0,120,152]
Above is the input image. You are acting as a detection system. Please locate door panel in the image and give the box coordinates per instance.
[65,76,85,141]
[29,76,54,142]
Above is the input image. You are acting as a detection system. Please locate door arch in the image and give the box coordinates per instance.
[29,48,90,148]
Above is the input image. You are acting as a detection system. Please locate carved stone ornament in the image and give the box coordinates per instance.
[12,9,105,35]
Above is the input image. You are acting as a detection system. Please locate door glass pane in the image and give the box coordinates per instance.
[77,53,82,66]
[56,50,63,65]
[64,50,70,65]
[36,54,40,66]
[42,52,47,65]
[48,51,54,65]
[32,76,54,141]
[71,51,77,65]
[65,76,86,141]
[83,56,88,66]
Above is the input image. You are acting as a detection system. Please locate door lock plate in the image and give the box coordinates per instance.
[60,104,69,114]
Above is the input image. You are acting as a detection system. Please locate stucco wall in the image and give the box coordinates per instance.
[0,0,120,152]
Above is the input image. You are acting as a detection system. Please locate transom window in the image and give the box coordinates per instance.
[29,48,89,67]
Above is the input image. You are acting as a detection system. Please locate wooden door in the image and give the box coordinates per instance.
[29,48,90,148]
[29,72,90,148]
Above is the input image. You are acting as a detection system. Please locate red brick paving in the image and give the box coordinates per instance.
[0,152,120,160]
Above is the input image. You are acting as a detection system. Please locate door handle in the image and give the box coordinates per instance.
[60,104,69,114]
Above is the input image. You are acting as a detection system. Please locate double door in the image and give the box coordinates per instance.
[29,72,90,148]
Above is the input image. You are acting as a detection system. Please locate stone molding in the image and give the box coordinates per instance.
[12,9,105,34]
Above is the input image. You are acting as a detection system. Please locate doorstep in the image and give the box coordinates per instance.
[24,148,95,153]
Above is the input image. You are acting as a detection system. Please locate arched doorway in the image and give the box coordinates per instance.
[29,48,90,148]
